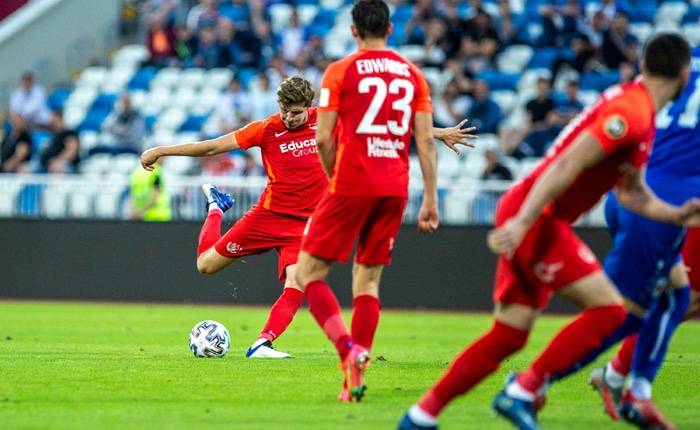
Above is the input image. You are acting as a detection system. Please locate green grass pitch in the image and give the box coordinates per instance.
[1,301,698,429]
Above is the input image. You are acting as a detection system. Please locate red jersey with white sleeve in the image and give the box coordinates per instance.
[513,80,656,223]
[318,49,432,197]
[233,108,328,218]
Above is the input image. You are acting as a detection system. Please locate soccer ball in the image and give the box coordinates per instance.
[189,320,231,358]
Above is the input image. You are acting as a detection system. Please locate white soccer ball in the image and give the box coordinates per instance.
[189,320,231,358]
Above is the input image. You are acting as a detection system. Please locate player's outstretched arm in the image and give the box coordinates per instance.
[315,110,338,177]
[615,168,700,226]
[433,119,478,154]
[140,132,240,171]
[488,132,604,256]
[415,111,439,234]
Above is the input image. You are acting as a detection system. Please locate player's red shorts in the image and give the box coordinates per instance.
[493,187,603,309]
[301,192,407,265]
[213,205,307,281]
[683,227,700,292]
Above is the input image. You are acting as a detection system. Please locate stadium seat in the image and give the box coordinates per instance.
[683,23,700,46]
[63,106,87,129]
[30,130,52,154]
[162,156,194,175]
[0,182,20,217]
[629,22,654,43]
[170,87,197,110]
[320,0,344,8]
[397,44,425,63]
[653,20,681,34]
[630,0,658,23]
[17,183,44,217]
[68,188,94,218]
[144,87,172,112]
[476,71,521,91]
[270,3,293,34]
[77,66,108,89]
[491,90,517,116]
[127,67,157,91]
[154,108,186,133]
[180,68,206,89]
[205,68,233,91]
[526,47,559,70]
[421,67,447,93]
[113,153,140,174]
[79,108,111,132]
[101,67,135,94]
[127,90,147,112]
[42,187,68,219]
[78,131,99,156]
[191,88,220,115]
[150,67,181,90]
[179,114,208,132]
[298,4,320,26]
[47,87,72,111]
[496,44,533,73]
[579,71,619,92]
[80,153,114,175]
[682,6,700,24]
[236,68,258,89]
[65,87,97,110]
[112,44,150,69]
[94,188,123,219]
[91,93,118,112]
[655,2,688,24]
[218,4,249,23]
[578,89,600,107]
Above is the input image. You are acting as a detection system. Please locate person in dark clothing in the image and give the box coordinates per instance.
[601,11,639,69]
[0,116,32,173]
[40,110,79,174]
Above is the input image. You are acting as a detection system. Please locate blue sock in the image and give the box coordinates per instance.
[631,286,690,382]
[550,312,644,382]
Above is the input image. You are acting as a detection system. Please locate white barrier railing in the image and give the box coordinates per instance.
[0,173,607,226]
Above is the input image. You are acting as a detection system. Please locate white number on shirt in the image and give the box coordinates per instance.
[656,76,700,129]
[356,77,415,136]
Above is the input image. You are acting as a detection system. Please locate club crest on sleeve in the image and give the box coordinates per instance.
[226,242,243,254]
[604,115,627,139]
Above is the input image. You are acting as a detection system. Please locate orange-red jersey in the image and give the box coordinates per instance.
[318,49,432,197]
[512,80,656,223]
[234,108,328,218]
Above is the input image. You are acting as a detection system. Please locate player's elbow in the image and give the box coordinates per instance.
[196,257,218,275]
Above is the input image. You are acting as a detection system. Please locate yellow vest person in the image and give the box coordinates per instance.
[130,163,172,221]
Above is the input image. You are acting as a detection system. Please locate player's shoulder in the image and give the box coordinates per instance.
[325,51,365,77]
[600,81,654,119]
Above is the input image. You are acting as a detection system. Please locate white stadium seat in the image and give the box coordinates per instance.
[205,68,233,91]
[101,67,135,93]
[491,90,517,115]
[153,108,186,132]
[655,2,688,24]
[496,44,533,73]
[77,67,108,89]
[42,187,68,219]
[683,24,700,46]
[270,3,293,34]
[180,68,206,89]
[298,5,319,26]
[151,67,181,90]
[112,44,150,68]
[65,87,97,110]
[629,22,654,45]
[170,87,197,110]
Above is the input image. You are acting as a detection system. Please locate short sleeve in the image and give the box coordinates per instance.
[587,97,648,155]
[233,119,267,150]
[409,62,432,113]
[318,60,345,112]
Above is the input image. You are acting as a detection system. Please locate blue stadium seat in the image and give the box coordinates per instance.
[237,67,258,89]
[144,114,157,133]
[17,184,45,216]
[218,4,249,23]
[47,87,71,111]
[30,130,52,154]
[683,6,700,24]
[91,93,118,111]
[179,115,208,132]
[527,47,559,69]
[127,67,157,91]
[391,4,413,24]
[629,0,657,23]
[78,108,111,132]
[579,71,620,91]
[475,71,521,91]
[312,8,335,27]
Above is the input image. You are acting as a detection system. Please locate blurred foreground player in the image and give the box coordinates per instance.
[295,0,438,402]
[400,33,700,430]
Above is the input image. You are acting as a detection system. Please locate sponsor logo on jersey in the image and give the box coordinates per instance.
[226,242,243,254]
[356,58,411,77]
[603,115,628,139]
[279,138,318,157]
[366,137,405,158]
[275,130,288,137]
[533,261,564,283]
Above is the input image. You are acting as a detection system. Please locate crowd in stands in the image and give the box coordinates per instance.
[0,0,682,186]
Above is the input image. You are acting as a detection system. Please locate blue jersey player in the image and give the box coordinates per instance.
[546,47,700,430]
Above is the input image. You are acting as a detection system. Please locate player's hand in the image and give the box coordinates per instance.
[417,202,439,234]
[677,198,700,227]
[487,217,527,258]
[140,148,161,171]
[438,119,478,155]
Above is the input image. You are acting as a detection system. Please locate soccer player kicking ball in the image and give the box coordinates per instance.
[141,76,474,359]
[400,33,700,430]
[294,0,437,402]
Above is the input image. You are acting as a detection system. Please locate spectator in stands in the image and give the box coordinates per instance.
[445,59,473,94]
[193,22,221,69]
[186,0,219,33]
[405,0,437,45]
[250,73,280,120]
[173,25,196,67]
[481,146,512,181]
[235,21,265,69]
[266,55,291,89]
[129,163,172,221]
[467,79,502,135]
[601,11,639,69]
[140,0,181,34]
[580,10,605,49]
[0,115,32,173]
[95,94,145,155]
[291,52,322,89]
[551,79,584,133]
[210,76,251,136]
[40,110,80,174]
[464,8,501,63]
[146,14,176,67]
[552,34,596,83]
[618,61,637,84]
[493,0,519,46]
[514,76,557,158]
[216,17,243,67]
[9,71,51,131]
[456,35,490,75]
[242,152,264,177]
[434,80,471,129]
[281,8,305,62]
[440,1,469,58]
[423,16,449,67]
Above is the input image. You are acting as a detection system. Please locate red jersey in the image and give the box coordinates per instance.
[512,80,656,223]
[233,108,328,218]
[318,49,432,197]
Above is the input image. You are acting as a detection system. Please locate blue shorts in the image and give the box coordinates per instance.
[604,192,686,309]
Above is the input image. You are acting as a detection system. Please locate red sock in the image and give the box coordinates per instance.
[351,295,381,350]
[305,280,352,360]
[197,209,222,255]
[259,287,304,341]
[517,304,627,393]
[418,321,529,417]
[611,334,637,375]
